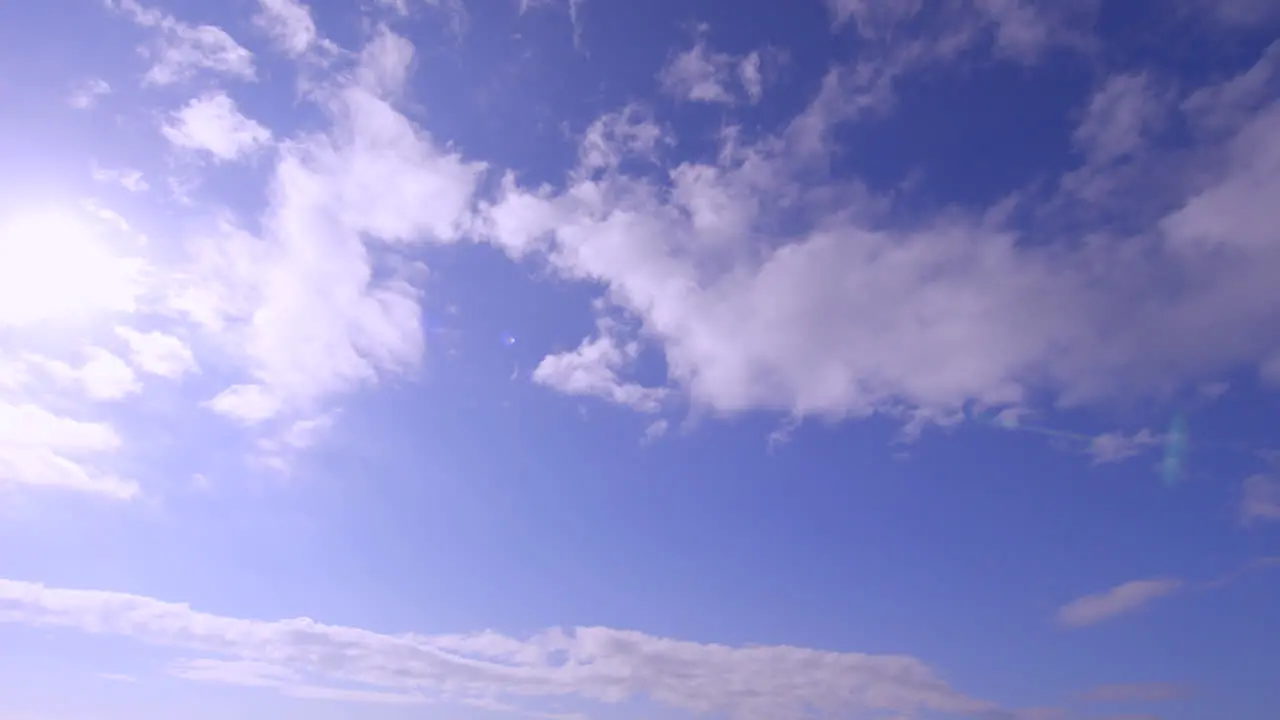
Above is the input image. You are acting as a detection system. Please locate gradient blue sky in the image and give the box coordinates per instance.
[1,1,1279,719]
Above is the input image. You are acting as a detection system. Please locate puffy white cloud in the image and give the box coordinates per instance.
[0,578,1004,719]
[254,0,317,56]
[0,404,137,499]
[533,325,666,412]
[162,92,272,162]
[68,78,111,109]
[479,41,1280,432]
[205,384,281,425]
[1241,474,1280,526]
[1056,578,1183,628]
[169,28,482,420]
[30,348,141,402]
[115,327,198,378]
[108,0,256,85]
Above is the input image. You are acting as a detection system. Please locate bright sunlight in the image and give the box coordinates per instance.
[0,208,143,327]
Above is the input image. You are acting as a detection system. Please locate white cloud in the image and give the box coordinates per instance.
[115,327,198,378]
[658,38,773,106]
[1241,474,1280,526]
[532,326,666,412]
[1088,429,1160,464]
[659,37,736,104]
[1073,73,1166,165]
[91,165,149,192]
[643,419,668,443]
[0,578,1005,719]
[168,29,482,419]
[1057,578,1183,628]
[826,0,923,35]
[204,384,282,425]
[108,0,256,85]
[68,78,111,109]
[29,348,141,402]
[738,51,764,103]
[278,413,336,449]
[0,403,137,499]
[254,0,317,56]
[162,92,272,162]
[478,41,1280,432]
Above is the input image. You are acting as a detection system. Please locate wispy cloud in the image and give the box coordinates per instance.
[253,0,318,56]
[1057,578,1183,628]
[1241,474,1280,525]
[0,578,1007,719]
[91,165,149,192]
[1089,429,1161,464]
[1082,682,1193,702]
[68,78,111,109]
[108,0,256,85]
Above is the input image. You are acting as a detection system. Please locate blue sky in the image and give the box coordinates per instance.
[0,0,1279,718]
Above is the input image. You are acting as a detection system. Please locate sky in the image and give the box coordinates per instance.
[0,0,1278,719]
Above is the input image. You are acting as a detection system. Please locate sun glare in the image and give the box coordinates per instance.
[0,208,143,327]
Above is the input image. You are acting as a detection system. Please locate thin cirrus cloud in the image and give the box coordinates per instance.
[107,0,256,85]
[0,578,1015,719]
[68,77,111,109]
[1056,578,1184,628]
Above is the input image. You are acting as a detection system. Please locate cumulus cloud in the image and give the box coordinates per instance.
[205,384,281,425]
[533,325,666,412]
[0,404,137,499]
[1057,578,1183,628]
[115,327,198,378]
[68,78,111,109]
[168,28,482,422]
[29,348,141,401]
[477,38,1280,433]
[162,92,273,162]
[108,0,255,85]
[0,578,1006,719]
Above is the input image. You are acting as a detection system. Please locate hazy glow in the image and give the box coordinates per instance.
[0,209,143,327]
